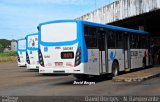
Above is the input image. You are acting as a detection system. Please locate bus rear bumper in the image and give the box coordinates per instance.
[27,64,39,70]
[18,62,26,67]
[39,64,84,74]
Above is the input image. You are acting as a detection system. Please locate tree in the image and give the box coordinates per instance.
[0,43,3,52]
[0,39,11,52]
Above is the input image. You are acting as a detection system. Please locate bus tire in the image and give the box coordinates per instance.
[143,57,146,68]
[112,61,119,77]
[74,74,89,80]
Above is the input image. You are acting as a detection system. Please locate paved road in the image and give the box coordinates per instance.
[0,63,160,96]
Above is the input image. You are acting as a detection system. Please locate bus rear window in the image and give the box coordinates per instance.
[41,22,77,43]
[28,35,38,48]
[18,40,26,50]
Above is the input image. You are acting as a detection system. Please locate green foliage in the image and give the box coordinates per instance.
[0,51,17,57]
[0,39,11,52]
[0,43,4,52]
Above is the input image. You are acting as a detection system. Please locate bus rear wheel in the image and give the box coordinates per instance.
[112,61,119,77]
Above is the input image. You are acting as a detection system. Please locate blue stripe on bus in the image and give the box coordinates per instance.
[78,21,88,62]
[17,50,26,52]
[40,40,78,46]
[38,20,78,27]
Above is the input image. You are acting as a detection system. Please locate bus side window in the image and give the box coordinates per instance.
[84,25,97,48]
[130,34,138,49]
[98,29,105,51]
[116,32,124,49]
[140,35,148,49]
[124,34,128,50]
[108,31,116,49]
[130,34,134,49]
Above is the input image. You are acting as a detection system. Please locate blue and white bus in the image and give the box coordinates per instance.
[17,38,27,67]
[26,33,39,70]
[38,20,151,78]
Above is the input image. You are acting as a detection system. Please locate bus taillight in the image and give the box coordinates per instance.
[26,52,30,64]
[74,47,81,67]
[17,53,20,62]
[38,49,44,67]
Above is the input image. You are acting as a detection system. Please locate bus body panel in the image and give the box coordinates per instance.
[130,49,149,69]
[39,43,79,74]
[101,51,107,73]
[108,49,149,73]
[17,51,26,66]
[84,49,100,75]
[26,50,39,69]
[108,49,126,73]
[26,34,39,69]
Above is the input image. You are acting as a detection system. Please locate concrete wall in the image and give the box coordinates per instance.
[11,41,16,51]
[76,0,160,24]
[3,48,10,52]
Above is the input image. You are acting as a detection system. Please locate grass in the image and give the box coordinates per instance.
[0,60,16,63]
[0,51,16,57]
[0,52,17,63]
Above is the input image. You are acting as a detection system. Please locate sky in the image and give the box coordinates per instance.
[0,0,113,40]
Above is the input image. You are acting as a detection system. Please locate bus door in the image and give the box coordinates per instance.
[98,30,107,74]
[124,34,131,71]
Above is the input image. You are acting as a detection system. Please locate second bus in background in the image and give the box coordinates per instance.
[26,33,39,70]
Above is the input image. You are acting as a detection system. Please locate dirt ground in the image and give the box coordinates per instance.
[0,63,66,90]
[0,62,160,97]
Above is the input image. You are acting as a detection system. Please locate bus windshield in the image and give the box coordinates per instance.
[41,22,77,43]
[18,40,26,50]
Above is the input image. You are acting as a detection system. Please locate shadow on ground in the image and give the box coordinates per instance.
[54,74,113,85]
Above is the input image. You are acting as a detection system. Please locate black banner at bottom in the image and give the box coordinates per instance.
[0,96,160,102]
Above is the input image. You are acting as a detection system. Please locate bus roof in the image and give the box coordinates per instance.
[82,20,149,35]
[17,38,26,41]
[26,33,38,38]
[38,20,149,35]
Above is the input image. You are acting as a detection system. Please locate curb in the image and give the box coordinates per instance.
[112,68,160,82]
